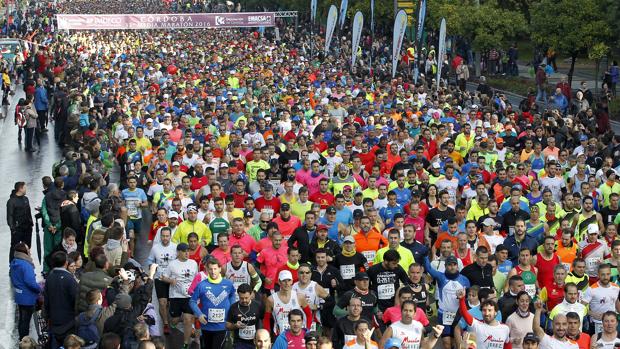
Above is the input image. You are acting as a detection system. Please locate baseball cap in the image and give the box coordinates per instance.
[194,123,202,129]
[523,333,540,344]
[168,211,179,219]
[384,338,403,349]
[353,209,364,219]
[587,223,599,235]
[244,210,254,218]
[326,206,336,214]
[263,183,273,192]
[432,162,441,169]
[579,134,588,141]
[172,161,180,167]
[445,256,459,265]
[305,332,319,343]
[281,203,291,211]
[317,224,329,232]
[177,242,189,251]
[146,118,153,123]
[343,185,353,191]
[343,235,355,244]
[495,137,504,144]
[482,218,495,227]
[220,162,229,168]
[353,272,370,281]
[278,270,293,281]
[187,204,198,212]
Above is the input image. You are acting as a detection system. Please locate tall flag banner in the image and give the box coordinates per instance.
[370,0,375,33]
[311,0,317,23]
[436,18,446,88]
[325,5,338,54]
[392,10,407,78]
[339,0,348,29]
[351,11,363,67]
[414,0,426,83]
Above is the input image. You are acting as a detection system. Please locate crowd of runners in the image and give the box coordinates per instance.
[4,0,620,349]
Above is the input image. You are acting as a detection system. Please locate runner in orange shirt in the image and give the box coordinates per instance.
[354,216,388,266]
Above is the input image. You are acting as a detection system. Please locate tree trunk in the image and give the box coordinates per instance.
[474,50,481,77]
[567,53,577,89]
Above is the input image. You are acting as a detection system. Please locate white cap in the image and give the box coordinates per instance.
[587,223,599,235]
[172,161,180,167]
[241,139,249,145]
[168,211,179,219]
[278,270,293,281]
[146,118,153,123]
[432,162,441,169]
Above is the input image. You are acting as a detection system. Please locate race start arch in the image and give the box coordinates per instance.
[55,11,297,30]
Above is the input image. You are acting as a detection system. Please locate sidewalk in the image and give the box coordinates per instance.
[515,64,597,90]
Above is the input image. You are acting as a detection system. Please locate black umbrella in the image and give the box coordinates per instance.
[35,213,42,265]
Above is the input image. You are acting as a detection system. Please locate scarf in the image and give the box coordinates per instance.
[287,261,299,270]
[105,238,121,251]
[354,287,369,295]
[342,248,356,257]
[63,240,78,254]
[14,251,34,267]
[516,309,531,318]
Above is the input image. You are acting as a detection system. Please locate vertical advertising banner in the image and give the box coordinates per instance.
[392,10,407,78]
[351,11,363,67]
[311,0,317,23]
[436,18,446,87]
[325,5,338,54]
[339,0,348,30]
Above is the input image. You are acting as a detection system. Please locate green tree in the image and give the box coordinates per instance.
[588,43,610,95]
[530,0,612,87]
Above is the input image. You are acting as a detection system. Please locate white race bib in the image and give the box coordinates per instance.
[362,250,376,262]
[261,208,275,220]
[586,257,600,271]
[524,284,537,298]
[340,264,355,279]
[208,308,225,323]
[239,325,256,340]
[594,321,603,334]
[562,263,571,272]
[443,311,456,325]
[377,283,395,300]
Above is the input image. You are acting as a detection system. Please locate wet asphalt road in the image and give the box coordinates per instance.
[0,87,63,348]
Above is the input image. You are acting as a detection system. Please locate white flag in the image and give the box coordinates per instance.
[351,11,363,67]
[392,10,408,78]
[436,18,447,87]
[325,5,338,55]
[311,0,317,23]
[339,0,348,30]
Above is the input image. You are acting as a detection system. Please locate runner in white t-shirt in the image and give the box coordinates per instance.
[380,300,444,349]
[582,264,620,334]
[457,289,510,349]
[533,299,579,349]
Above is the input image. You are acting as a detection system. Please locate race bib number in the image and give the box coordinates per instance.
[562,263,571,272]
[261,208,275,220]
[524,284,536,298]
[239,325,256,340]
[377,283,395,300]
[586,258,600,271]
[208,308,225,323]
[442,311,456,325]
[594,321,603,334]
[361,250,376,262]
[403,341,421,349]
[345,335,356,344]
[126,199,140,217]
[340,264,355,279]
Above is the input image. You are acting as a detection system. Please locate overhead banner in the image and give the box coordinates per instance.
[370,0,375,33]
[311,0,317,23]
[56,12,275,30]
[324,5,338,54]
[436,18,446,87]
[339,0,348,29]
[351,11,363,67]
[392,10,407,78]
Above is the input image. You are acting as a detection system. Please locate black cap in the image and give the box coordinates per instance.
[326,206,337,214]
[177,243,189,251]
[244,210,254,218]
[353,209,364,219]
[445,256,459,265]
[353,272,370,281]
[304,331,319,343]
[281,203,291,211]
[523,333,539,344]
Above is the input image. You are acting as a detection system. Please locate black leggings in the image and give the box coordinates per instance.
[17,305,35,340]
[201,330,227,349]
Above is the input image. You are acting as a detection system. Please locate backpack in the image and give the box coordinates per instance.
[76,307,102,346]
[15,106,26,127]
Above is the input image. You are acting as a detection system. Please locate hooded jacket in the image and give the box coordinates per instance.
[43,188,65,227]
[6,190,33,231]
[9,252,40,305]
